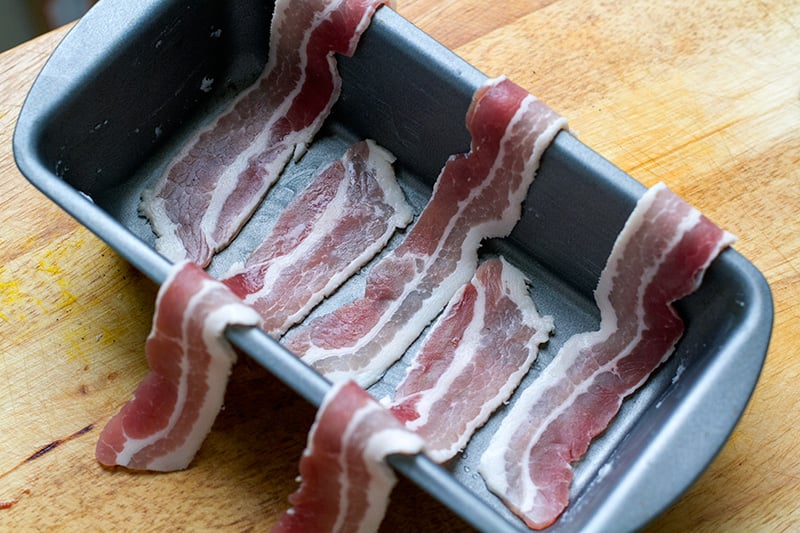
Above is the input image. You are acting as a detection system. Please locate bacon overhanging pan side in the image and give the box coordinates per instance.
[478,182,736,529]
[222,139,412,337]
[386,257,554,463]
[95,261,262,471]
[282,76,568,387]
[272,380,426,533]
[140,0,390,267]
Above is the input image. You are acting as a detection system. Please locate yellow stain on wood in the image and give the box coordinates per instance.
[54,277,78,310]
[1,243,81,323]
[0,231,149,364]
[0,278,30,322]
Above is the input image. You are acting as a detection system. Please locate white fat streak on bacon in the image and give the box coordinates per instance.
[332,411,410,533]
[141,0,388,267]
[222,140,412,337]
[386,257,553,463]
[282,77,567,387]
[127,301,250,471]
[273,380,424,533]
[478,183,735,529]
[95,262,261,471]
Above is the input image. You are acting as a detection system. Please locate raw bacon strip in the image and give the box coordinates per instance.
[387,257,553,463]
[479,183,736,530]
[272,380,425,533]
[282,76,567,387]
[141,0,390,267]
[223,140,412,337]
[95,261,261,471]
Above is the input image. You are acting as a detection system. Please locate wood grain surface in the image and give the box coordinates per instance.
[1,1,798,531]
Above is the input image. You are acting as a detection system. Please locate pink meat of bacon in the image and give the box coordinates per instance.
[387,257,553,463]
[95,261,261,471]
[479,183,736,529]
[272,380,425,533]
[140,0,390,267]
[282,76,567,387]
[222,139,412,337]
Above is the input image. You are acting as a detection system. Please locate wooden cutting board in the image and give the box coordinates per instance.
[1,1,799,531]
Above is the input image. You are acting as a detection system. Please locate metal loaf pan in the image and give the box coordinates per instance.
[13,0,772,531]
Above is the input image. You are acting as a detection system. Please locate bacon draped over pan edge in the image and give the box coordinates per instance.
[479,182,736,530]
[282,76,568,387]
[140,0,391,267]
[387,257,553,463]
[95,261,262,471]
[222,139,412,338]
[272,379,425,533]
